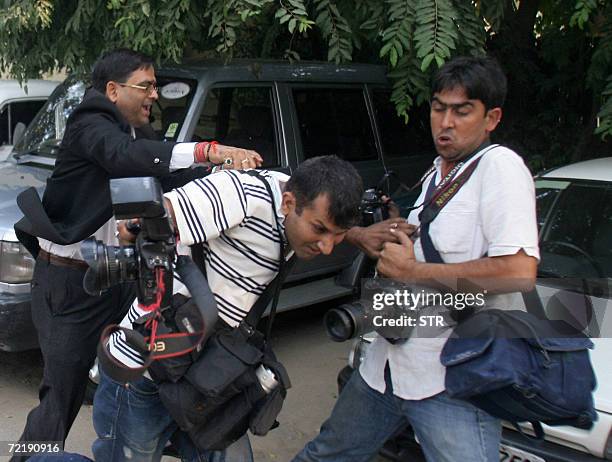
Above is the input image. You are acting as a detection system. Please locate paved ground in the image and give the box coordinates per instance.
[0,303,387,461]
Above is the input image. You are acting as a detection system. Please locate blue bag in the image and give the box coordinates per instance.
[441,309,597,438]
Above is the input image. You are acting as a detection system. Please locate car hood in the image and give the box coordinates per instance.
[0,158,49,241]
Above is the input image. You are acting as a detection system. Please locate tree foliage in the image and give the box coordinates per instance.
[0,0,610,164]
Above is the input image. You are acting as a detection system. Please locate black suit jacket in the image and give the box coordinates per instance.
[15,88,208,254]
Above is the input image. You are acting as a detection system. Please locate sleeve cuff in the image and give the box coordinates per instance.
[488,245,540,262]
[169,142,197,171]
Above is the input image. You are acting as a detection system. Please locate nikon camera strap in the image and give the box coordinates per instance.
[419,144,498,264]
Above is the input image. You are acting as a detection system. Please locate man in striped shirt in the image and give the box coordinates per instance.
[92,155,364,462]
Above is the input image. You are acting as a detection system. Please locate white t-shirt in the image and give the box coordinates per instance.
[359,145,540,400]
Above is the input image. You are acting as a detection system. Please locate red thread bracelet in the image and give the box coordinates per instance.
[194,142,208,163]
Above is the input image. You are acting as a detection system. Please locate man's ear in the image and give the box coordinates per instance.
[106,81,119,103]
[281,191,296,216]
[485,107,502,133]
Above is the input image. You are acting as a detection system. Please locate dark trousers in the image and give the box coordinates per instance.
[11,257,135,462]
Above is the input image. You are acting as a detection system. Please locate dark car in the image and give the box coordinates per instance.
[0,60,435,352]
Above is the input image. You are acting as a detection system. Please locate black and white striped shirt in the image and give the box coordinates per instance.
[108,169,290,368]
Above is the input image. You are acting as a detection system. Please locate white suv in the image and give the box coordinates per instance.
[0,80,59,157]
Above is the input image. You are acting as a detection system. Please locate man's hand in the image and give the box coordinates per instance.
[347,218,416,258]
[210,145,263,170]
[376,229,417,280]
[117,219,139,244]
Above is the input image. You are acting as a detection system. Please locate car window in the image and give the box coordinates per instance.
[535,179,569,229]
[151,79,197,141]
[371,90,434,158]
[0,100,47,145]
[193,86,279,167]
[292,87,377,162]
[539,180,612,279]
[14,77,87,158]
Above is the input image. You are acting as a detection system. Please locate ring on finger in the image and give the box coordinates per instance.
[224,158,233,166]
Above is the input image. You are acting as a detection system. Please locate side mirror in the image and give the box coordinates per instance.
[12,122,26,146]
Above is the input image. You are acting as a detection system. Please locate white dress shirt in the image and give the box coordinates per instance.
[359,145,540,400]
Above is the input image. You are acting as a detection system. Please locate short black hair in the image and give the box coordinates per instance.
[286,155,363,229]
[432,56,507,110]
[91,48,155,93]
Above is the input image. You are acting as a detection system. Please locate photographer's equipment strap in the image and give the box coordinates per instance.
[418,144,497,264]
[97,256,216,383]
[243,170,295,341]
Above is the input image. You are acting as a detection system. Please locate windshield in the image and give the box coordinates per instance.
[536,178,612,279]
[13,74,198,158]
[14,76,87,158]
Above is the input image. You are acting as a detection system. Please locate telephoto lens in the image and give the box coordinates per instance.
[255,365,279,394]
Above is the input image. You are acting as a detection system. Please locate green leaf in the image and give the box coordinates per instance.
[389,46,398,67]
[380,41,394,58]
[288,17,297,33]
[421,53,435,71]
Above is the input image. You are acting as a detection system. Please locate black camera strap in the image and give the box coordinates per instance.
[241,170,295,341]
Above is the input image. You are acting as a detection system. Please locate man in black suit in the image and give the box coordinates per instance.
[12,48,262,460]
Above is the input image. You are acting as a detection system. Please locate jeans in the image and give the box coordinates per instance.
[293,367,501,462]
[92,370,253,462]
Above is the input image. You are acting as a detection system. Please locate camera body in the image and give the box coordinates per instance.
[359,188,390,226]
[81,177,175,308]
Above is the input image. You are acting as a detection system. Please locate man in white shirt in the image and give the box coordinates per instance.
[13,48,263,459]
[293,56,539,461]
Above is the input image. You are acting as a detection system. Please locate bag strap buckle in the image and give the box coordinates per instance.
[238,321,255,337]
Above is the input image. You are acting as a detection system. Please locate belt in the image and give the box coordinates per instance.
[38,249,89,270]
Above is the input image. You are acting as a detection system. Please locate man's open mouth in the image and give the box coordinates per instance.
[436,134,453,145]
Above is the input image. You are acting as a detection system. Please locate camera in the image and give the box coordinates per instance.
[359,188,389,226]
[81,177,175,308]
[325,188,409,343]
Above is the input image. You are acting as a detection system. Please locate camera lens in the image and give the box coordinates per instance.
[324,301,370,342]
[81,238,137,295]
[324,308,356,342]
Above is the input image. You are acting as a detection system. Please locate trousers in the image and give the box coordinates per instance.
[12,258,135,462]
[292,366,501,462]
[92,370,254,462]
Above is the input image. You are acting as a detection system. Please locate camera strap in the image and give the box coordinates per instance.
[97,257,216,383]
[242,170,295,341]
[418,144,497,264]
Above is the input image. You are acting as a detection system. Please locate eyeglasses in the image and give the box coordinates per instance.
[117,82,158,96]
